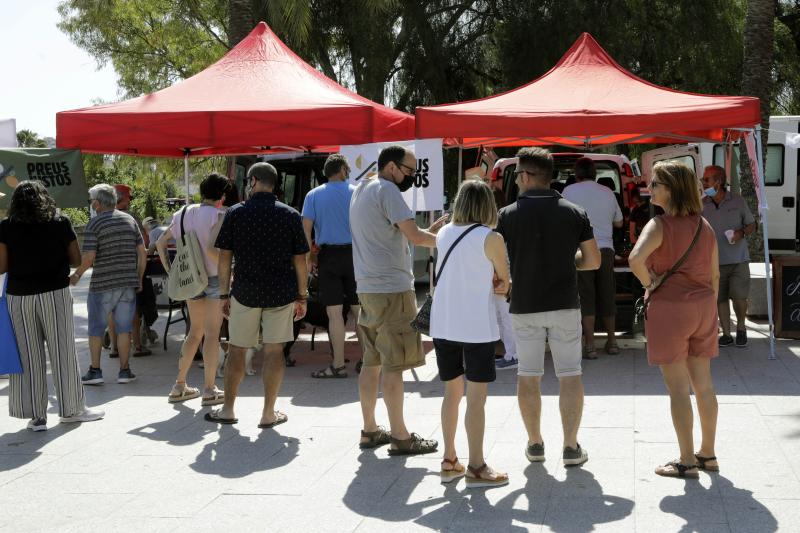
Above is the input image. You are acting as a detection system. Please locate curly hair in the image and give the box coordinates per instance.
[8,180,57,223]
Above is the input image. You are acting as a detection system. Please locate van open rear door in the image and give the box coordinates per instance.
[640,145,703,184]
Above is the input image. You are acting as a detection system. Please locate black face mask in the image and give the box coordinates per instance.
[397,172,415,192]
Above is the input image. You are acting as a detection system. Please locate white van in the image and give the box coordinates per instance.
[640,115,800,254]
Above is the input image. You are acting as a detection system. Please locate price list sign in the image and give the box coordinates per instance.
[775,256,800,339]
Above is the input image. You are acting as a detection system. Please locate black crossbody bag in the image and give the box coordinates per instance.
[633,217,703,328]
[411,224,482,335]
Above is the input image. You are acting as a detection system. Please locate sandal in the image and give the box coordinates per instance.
[694,453,720,472]
[258,411,288,429]
[582,347,598,360]
[168,384,200,403]
[465,463,509,488]
[440,457,466,484]
[204,409,237,425]
[311,365,348,379]
[388,433,438,456]
[604,341,620,355]
[655,460,699,478]
[359,426,391,449]
[201,387,225,406]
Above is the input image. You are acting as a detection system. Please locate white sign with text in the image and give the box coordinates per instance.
[340,138,443,211]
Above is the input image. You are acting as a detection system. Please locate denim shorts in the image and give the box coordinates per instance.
[191,276,220,300]
[87,287,137,337]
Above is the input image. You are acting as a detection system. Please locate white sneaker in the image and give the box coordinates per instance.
[27,418,47,431]
[60,408,105,424]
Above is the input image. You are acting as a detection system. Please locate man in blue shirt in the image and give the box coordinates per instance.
[211,163,309,427]
[302,154,359,379]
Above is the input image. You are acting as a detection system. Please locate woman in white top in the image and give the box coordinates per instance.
[430,180,511,488]
[156,173,229,406]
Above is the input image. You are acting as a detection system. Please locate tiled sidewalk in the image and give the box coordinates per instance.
[1,277,799,532]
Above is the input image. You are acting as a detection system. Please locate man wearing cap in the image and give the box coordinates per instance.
[302,154,360,379]
[701,165,756,347]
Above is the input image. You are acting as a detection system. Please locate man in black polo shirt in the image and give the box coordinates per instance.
[497,147,601,467]
[210,163,309,428]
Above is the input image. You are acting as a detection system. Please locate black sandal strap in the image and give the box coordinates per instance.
[667,461,696,477]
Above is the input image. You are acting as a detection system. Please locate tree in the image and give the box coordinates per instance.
[739,0,776,260]
[16,129,48,148]
[227,0,253,47]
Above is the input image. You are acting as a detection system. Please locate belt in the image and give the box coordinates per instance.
[320,244,352,249]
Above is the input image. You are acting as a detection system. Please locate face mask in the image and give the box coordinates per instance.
[397,173,415,192]
[703,186,717,198]
[245,178,255,199]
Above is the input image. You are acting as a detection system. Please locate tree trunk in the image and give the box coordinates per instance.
[739,0,775,261]
[228,0,255,47]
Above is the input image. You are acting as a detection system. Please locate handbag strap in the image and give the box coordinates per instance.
[433,223,482,287]
[649,216,703,297]
[178,205,189,246]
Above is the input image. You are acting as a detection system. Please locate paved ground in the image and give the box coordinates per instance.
[1,277,800,532]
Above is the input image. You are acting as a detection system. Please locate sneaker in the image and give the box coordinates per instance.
[495,357,518,370]
[735,330,748,348]
[82,367,104,385]
[718,334,734,347]
[60,408,105,424]
[525,441,545,462]
[27,418,47,432]
[117,368,137,384]
[563,444,589,466]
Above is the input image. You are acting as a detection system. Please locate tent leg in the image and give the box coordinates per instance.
[457,146,463,187]
[754,126,776,360]
[429,211,435,295]
[184,153,190,205]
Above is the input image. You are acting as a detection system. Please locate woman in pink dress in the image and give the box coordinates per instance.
[628,162,720,478]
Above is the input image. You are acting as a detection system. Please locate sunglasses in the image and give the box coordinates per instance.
[398,162,416,174]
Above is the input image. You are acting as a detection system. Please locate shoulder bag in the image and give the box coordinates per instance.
[0,275,23,374]
[167,206,209,301]
[633,217,703,332]
[411,223,482,335]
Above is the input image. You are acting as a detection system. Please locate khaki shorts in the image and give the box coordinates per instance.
[357,291,425,372]
[228,297,294,348]
[512,309,583,378]
[718,262,750,303]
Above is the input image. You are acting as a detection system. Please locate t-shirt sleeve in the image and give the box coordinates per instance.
[290,211,310,255]
[578,209,594,242]
[214,210,235,250]
[132,219,144,246]
[0,220,6,245]
[82,220,98,253]
[496,208,507,239]
[301,190,315,221]
[167,208,181,239]
[381,184,413,225]
[741,198,755,226]
[612,195,623,222]
[61,217,77,244]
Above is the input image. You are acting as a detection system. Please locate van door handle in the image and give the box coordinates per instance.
[783,196,795,208]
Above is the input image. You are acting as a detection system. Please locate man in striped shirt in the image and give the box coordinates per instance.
[70,183,146,385]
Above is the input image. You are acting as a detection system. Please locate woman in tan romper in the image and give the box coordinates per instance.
[628,161,721,478]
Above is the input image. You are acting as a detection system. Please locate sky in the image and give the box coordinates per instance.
[0,1,119,138]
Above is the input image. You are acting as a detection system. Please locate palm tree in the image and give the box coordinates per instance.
[740,0,776,260]
[228,0,254,47]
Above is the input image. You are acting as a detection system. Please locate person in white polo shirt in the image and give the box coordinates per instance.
[563,158,623,359]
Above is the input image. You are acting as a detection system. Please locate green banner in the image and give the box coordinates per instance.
[0,148,87,209]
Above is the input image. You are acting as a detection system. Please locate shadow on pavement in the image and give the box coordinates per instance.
[128,403,216,447]
[659,474,777,533]
[189,426,299,478]
[0,423,78,471]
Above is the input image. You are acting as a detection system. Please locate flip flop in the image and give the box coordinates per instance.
[204,410,238,424]
[258,411,288,429]
[311,365,348,379]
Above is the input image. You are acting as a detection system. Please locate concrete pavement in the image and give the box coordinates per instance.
[1,277,799,532]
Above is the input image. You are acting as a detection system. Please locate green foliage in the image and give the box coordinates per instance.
[16,129,48,148]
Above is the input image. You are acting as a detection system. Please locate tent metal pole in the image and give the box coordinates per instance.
[457,146,463,186]
[754,126,776,360]
[183,151,190,205]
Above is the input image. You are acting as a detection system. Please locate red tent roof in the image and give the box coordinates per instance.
[415,33,760,148]
[56,22,414,157]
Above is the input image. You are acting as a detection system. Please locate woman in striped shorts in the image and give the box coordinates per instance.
[0,181,104,431]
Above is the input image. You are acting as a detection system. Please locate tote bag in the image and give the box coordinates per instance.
[0,274,23,374]
[167,206,209,301]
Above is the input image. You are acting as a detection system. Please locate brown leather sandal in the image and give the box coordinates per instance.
[694,453,719,472]
[440,457,466,484]
[359,426,391,449]
[465,463,509,488]
[387,433,438,456]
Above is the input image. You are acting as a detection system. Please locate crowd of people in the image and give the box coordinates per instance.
[1,143,760,484]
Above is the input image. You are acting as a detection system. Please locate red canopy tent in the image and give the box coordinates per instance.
[415,33,760,148]
[56,22,414,157]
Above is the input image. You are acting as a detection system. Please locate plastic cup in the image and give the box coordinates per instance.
[725,229,735,244]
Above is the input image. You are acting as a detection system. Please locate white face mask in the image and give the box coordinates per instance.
[703,186,717,198]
